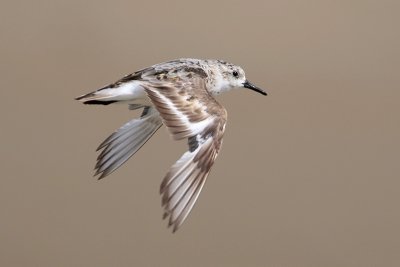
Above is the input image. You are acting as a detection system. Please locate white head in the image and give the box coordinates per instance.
[209,60,267,96]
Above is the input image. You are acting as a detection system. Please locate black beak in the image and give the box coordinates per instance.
[243,80,267,96]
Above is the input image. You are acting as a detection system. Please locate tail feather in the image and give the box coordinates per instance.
[75,90,118,105]
[81,100,118,105]
[75,80,146,105]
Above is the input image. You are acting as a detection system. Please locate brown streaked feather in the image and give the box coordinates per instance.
[145,76,226,140]
[144,73,227,232]
[161,124,225,232]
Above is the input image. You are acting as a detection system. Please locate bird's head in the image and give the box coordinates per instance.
[213,60,267,96]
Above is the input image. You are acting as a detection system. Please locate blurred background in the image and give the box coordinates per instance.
[1,0,399,266]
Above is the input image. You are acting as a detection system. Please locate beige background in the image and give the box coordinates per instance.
[1,1,399,266]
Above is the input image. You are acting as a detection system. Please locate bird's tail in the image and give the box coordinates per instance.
[75,81,145,105]
[75,87,120,105]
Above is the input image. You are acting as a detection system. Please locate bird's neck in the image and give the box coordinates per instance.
[209,75,232,96]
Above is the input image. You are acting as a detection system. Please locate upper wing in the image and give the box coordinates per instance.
[144,77,227,232]
[144,77,217,140]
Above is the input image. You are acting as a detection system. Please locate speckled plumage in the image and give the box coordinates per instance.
[76,58,266,232]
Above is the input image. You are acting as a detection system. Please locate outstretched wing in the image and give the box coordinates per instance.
[95,106,162,179]
[145,77,227,232]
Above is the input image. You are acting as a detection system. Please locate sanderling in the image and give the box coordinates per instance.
[76,58,266,232]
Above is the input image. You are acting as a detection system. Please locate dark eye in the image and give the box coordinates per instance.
[232,71,239,77]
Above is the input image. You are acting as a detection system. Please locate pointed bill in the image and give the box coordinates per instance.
[243,80,267,95]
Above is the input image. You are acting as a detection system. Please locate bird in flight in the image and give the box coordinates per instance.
[76,58,267,232]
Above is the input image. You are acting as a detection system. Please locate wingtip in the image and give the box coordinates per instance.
[96,170,107,180]
[162,211,168,220]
